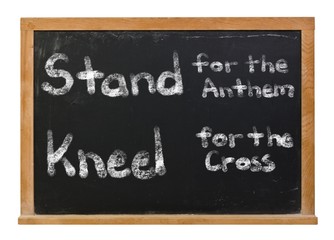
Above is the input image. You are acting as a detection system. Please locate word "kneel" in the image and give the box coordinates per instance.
[46,126,166,180]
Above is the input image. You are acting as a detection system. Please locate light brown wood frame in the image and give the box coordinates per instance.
[19,17,316,224]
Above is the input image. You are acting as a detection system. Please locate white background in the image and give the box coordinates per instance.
[0,0,332,239]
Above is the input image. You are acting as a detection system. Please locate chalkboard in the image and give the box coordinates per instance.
[20,18,316,224]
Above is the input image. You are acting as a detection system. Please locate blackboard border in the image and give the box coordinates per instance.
[19,17,316,224]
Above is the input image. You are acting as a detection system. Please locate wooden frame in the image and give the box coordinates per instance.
[19,17,316,224]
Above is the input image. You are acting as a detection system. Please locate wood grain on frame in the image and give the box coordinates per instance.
[21,17,314,30]
[19,214,316,224]
[301,30,315,215]
[20,29,34,215]
[19,17,316,224]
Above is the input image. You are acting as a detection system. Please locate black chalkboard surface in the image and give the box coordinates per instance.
[34,30,301,214]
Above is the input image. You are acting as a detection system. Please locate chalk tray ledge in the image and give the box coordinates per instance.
[18,214,317,224]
